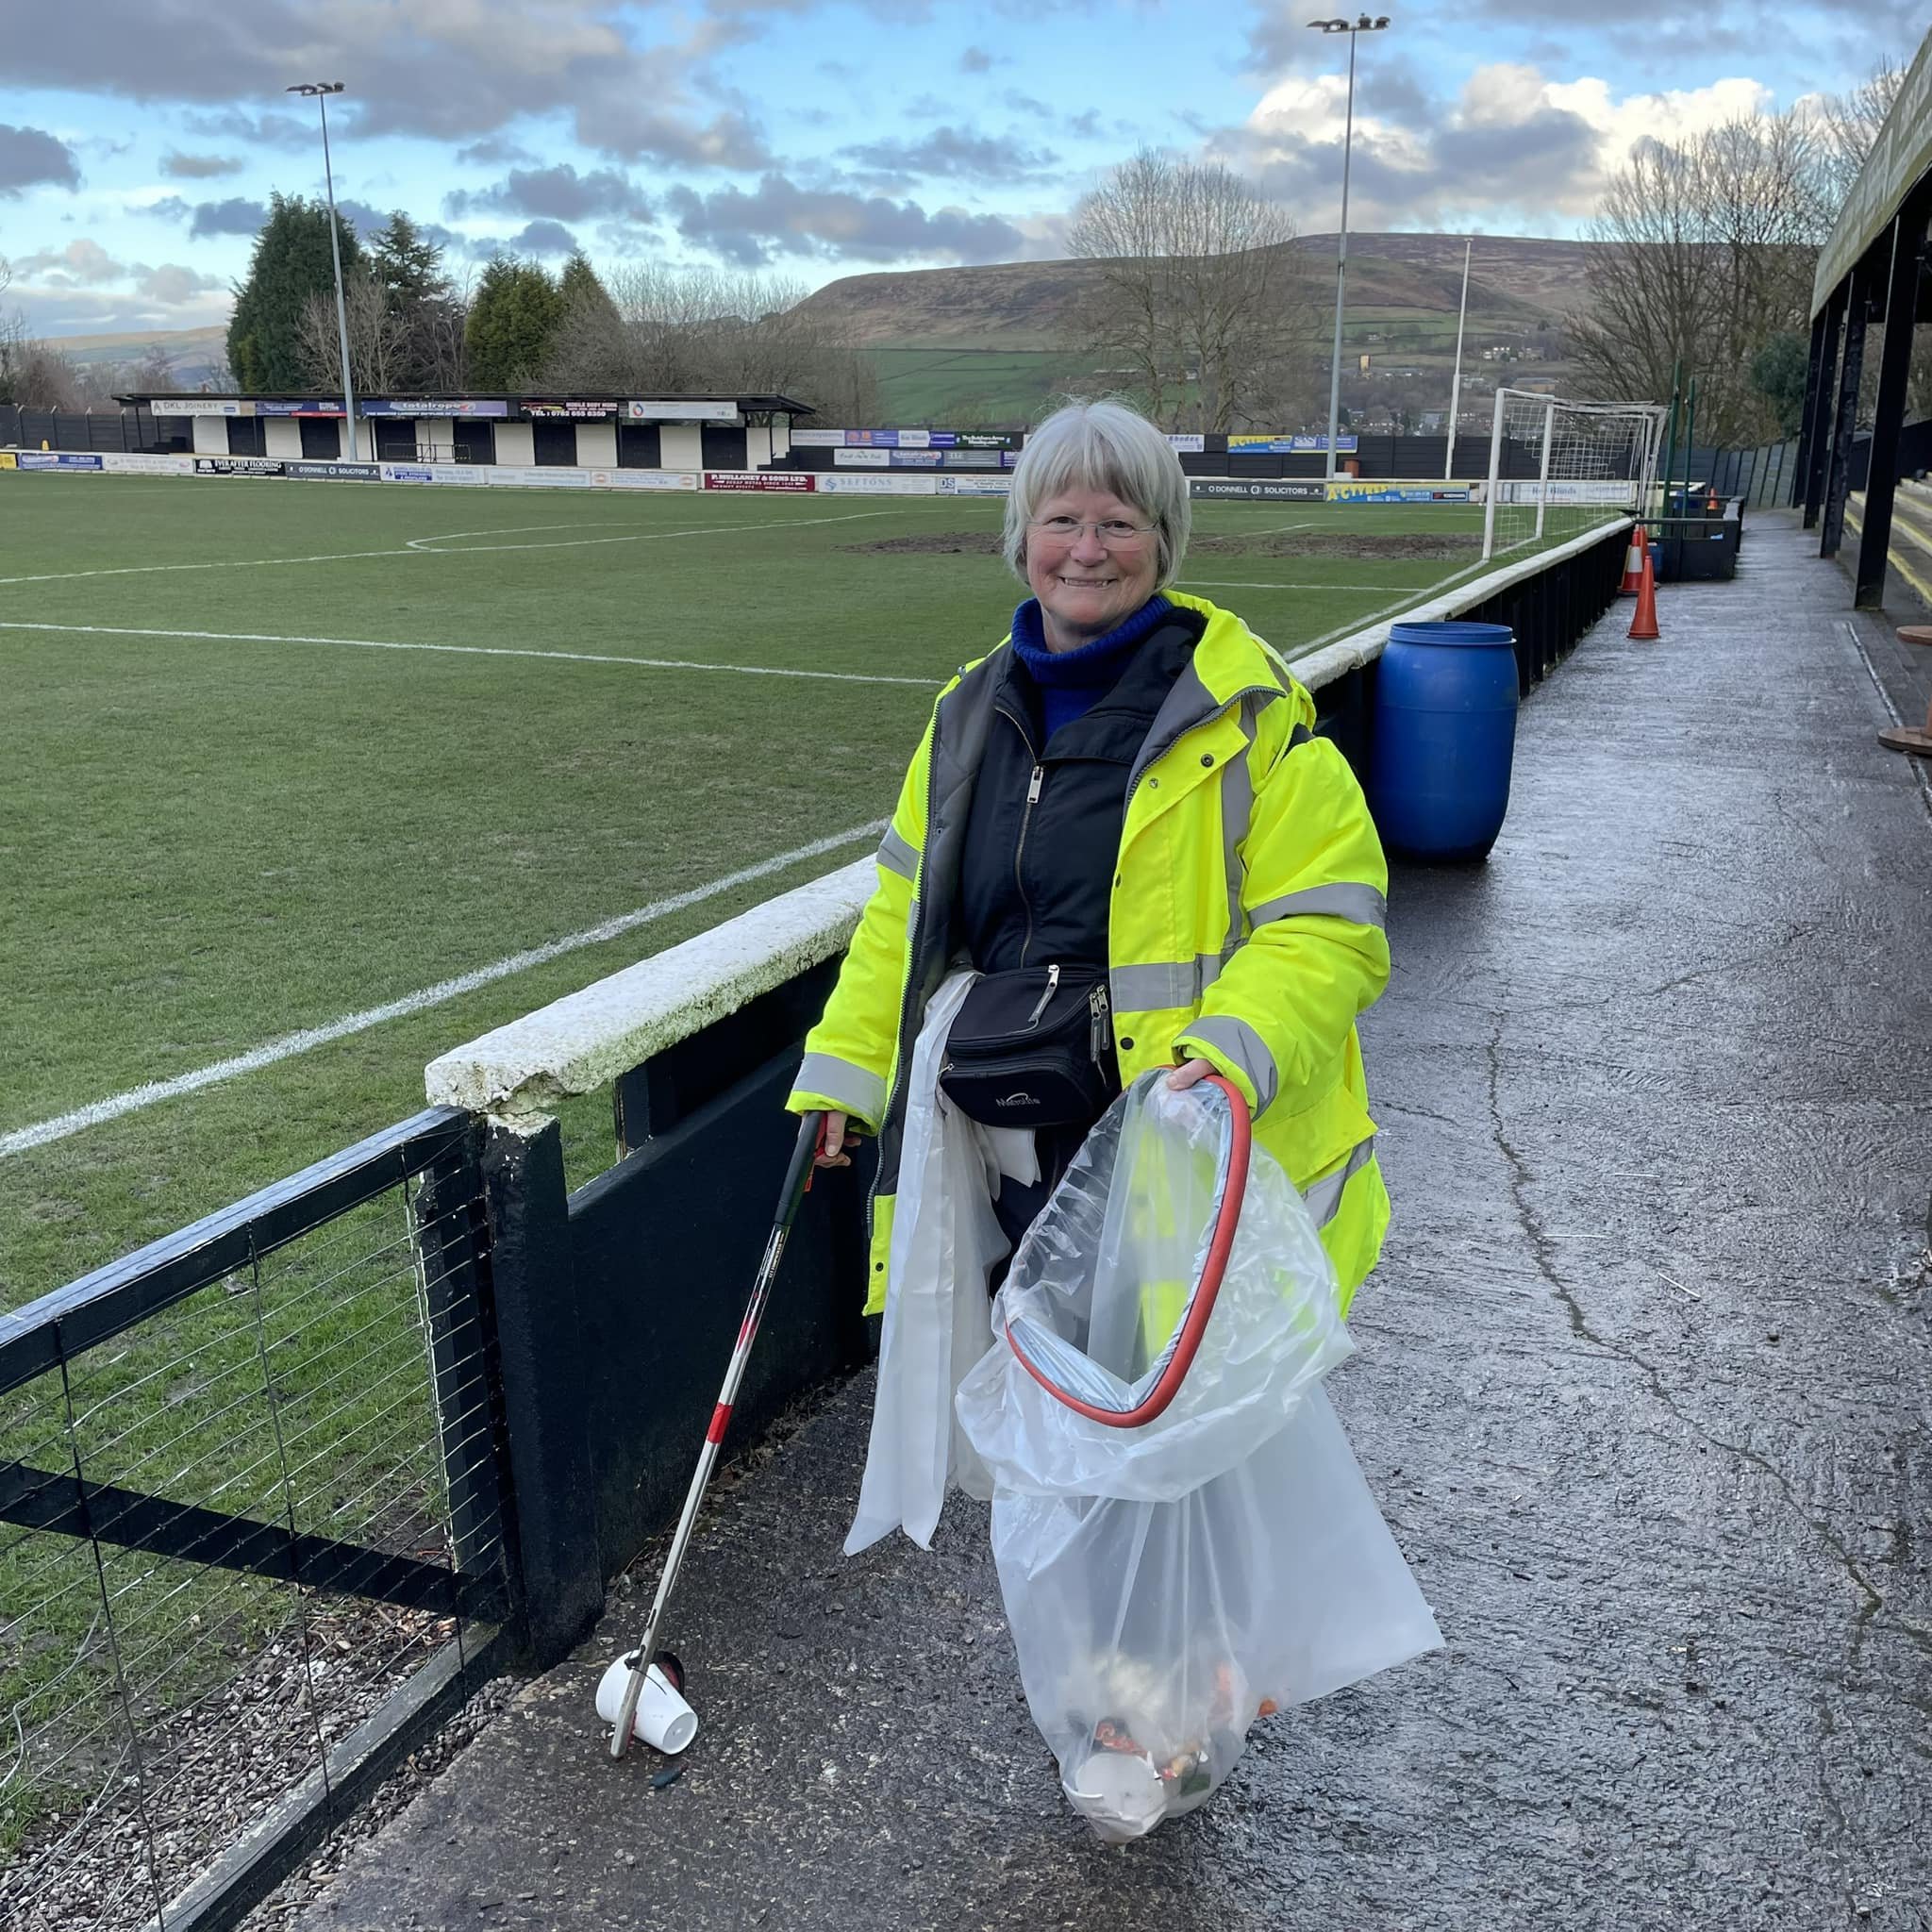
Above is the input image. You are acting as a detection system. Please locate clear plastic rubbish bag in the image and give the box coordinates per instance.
[954,1073,1441,1841]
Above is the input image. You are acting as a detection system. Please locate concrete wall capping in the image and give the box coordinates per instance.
[425,859,875,1124]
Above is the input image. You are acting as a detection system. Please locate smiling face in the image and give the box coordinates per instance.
[1024,487,1163,651]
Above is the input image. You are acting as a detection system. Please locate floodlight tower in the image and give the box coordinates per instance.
[1307,13,1390,481]
[287,80,359,460]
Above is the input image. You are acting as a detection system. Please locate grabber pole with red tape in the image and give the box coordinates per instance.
[608,1108,826,1760]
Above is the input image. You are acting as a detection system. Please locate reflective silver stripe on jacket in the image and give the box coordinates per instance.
[794,1053,888,1128]
[1177,1013,1278,1113]
[877,824,918,882]
[1301,1133,1377,1229]
[1249,882,1388,930]
[1112,958,1225,1011]
[1219,699,1257,956]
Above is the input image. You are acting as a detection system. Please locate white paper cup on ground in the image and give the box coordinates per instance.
[596,1656,698,1755]
[1063,1750,1166,1841]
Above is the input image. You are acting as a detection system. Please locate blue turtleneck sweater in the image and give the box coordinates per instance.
[1009,593,1174,741]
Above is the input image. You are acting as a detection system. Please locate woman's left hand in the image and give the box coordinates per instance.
[1165,1057,1215,1091]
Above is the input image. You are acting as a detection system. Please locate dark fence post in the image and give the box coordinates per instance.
[478,1116,603,1667]
[1855,193,1930,608]
[412,1126,512,1589]
[1821,261,1873,559]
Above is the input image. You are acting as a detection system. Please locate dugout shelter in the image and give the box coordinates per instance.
[115,391,812,474]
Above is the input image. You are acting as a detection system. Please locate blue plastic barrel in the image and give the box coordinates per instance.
[1368,620,1519,861]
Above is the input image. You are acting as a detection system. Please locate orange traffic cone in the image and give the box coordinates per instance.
[1627,541,1660,641]
[1619,524,1646,594]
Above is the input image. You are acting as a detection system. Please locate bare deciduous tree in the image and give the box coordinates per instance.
[295,271,411,393]
[1813,58,1905,211]
[1570,111,1830,444]
[540,264,878,420]
[1064,150,1315,433]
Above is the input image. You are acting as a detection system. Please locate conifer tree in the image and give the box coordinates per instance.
[463,256,565,389]
[227,193,365,391]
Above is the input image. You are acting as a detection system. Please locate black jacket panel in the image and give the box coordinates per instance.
[954,612,1206,975]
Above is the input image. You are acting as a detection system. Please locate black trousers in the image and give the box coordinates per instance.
[987,1117,1096,1295]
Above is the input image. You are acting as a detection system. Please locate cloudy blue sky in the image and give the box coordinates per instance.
[0,0,1919,339]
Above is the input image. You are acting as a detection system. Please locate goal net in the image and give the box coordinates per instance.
[1479,390,1668,561]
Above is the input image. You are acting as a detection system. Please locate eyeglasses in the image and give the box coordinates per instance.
[1027,515,1158,548]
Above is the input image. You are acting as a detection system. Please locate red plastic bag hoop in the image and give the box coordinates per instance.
[1001,1073,1251,1429]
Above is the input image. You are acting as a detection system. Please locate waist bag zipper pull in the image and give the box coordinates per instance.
[1025,962,1060,1028]
[1090,982,1111,1057]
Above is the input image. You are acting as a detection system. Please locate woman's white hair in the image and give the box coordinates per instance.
[1002,399,1192,590]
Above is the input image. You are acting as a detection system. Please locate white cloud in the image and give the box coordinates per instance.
[1234,63,1782,228]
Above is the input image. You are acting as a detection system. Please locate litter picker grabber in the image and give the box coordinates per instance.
[607,1108,825,1761]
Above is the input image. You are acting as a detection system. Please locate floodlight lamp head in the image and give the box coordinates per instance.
[286,81,346,96]
[1307,17,1350,31]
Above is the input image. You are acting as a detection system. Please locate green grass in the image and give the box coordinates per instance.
[867,346,1103,424]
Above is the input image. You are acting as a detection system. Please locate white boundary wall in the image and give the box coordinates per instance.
[425,517,1625,1124]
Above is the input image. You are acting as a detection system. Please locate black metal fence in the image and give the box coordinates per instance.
[0,405,170,456]
[0,1109,510,1932]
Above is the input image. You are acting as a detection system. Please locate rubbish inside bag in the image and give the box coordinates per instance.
[955,1073,1441,1841]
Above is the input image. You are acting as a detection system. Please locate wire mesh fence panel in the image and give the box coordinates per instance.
[0,1125,505,1932]
[1481,391,1669,561]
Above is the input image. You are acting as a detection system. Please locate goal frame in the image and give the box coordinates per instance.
[1480,391,1669,561]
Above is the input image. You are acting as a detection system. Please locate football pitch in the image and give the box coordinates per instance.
[1,473,1502,1308]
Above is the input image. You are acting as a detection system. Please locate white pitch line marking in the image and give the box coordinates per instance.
[1285,556,1501,658]
[0,620,938,688]
[0,507,932,589]
[1178,578,1428,592]
[0,823,889,1162]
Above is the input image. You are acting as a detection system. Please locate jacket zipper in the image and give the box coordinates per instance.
[1025,961,1060,1027]
[999,701,1045,970]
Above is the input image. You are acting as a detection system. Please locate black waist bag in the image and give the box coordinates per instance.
[940,964,1116,1128]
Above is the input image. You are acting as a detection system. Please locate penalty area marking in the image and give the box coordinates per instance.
[0,620,938,688]
[0,822,889,1163]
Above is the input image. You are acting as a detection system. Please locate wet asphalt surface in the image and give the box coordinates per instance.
[289,514,1932,1932]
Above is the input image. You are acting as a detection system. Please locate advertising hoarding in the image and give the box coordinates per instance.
[1324,482,1472,503]
[815,471,938,495]
[286,460,381,481]
[703,470,815,491]
[149,397,249,417]
[363,398,508,418]
[1228,433,1359,454]
[192,456,283,475]
[100,453,196,476]
[833,447,891,467]
[627,399,741,422]
[597,468,701,490]
[1189,478,1326,501]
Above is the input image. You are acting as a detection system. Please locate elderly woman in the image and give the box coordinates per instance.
[789,399,1391,1315]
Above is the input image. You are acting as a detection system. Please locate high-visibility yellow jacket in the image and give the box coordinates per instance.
[787,591,1391,1317]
